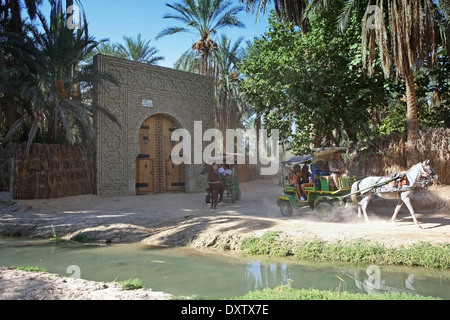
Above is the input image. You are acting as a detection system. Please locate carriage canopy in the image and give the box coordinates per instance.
[282,147,347,166]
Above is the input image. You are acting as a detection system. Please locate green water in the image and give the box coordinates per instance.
[1,237,449,299]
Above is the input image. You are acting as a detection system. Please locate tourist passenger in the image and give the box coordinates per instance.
[328,151,347,190]
[301,164,310,184]
[223,164,232,176]
[300,165,320,198]
[289,165,305,200]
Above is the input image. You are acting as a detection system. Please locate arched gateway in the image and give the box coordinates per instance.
[136,114,184,194]
[94,55,214,197]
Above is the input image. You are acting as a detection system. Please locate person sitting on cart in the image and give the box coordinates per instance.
[301,164,310,183]
[300,165,320,199]
[288,165,305,200]
[328,151,347,190]
[217,163,225,176]
[223,164,232,177]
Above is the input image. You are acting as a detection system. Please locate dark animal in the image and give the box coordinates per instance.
[200,163,224,209]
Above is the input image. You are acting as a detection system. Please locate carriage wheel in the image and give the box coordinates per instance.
[279,200,293,217]
[315,201,335,221]
[231,189,236,203]
[236,189,241,201]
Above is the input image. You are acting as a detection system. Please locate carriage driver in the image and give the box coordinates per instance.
[328,151,347,190]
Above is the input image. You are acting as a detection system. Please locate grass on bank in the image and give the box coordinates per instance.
[228,286,442,300]
[185,280,442,300]
[16,266,47,272]
[3,266,443,300]
[239,231,450,269]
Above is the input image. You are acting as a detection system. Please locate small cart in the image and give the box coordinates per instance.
[204,155,241,204]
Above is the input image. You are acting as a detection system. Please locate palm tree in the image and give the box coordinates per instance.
[118,33,165,65]
[2,0,119,153]
[156,0,245,75]
[173,49,201,72]
[239,0,309,33]
[0,0,44,143]
[0,0,90,144]
[214,34,246,134]
[90,42,128,59]
[174,35,248,151]
[0,0,43,31]
[331,0,443,165]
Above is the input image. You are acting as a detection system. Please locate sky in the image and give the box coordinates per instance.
[42,0,272,69]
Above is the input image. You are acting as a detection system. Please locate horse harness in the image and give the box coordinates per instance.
[359,172,409,197]
[390,174,408,189]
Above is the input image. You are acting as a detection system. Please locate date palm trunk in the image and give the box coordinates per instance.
[404,68,419,167]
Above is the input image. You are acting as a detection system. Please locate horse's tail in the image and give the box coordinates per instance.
[351,180,361,204]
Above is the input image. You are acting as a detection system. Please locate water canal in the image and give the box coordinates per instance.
[1,237,448,299]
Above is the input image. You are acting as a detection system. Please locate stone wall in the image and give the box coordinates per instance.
[93,55,215,197]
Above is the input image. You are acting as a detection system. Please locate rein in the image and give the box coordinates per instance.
[393,163,433,191]
[406,163,432,186]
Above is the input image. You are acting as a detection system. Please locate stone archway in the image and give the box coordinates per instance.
[94,54,214,197]
[136,114,185,194]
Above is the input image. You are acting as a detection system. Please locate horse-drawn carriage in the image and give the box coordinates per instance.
[201,155,242,208]
[277,147,356,220]
[277,147,439,226]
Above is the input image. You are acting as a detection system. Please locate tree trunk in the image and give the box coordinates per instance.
[4,99,20,143]
[0,44,19,144]
[404,68,419,167]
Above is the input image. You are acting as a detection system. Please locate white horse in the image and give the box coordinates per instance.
[350,160,439,228]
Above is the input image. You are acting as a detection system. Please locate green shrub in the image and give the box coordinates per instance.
[118,278,145,290]
[240,233,450,269]
[229,287,442,300]
[71,233,96,243]
[240,231,292,256]
[16,266,47,272]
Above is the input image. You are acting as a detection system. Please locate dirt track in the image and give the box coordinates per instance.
[1,179,449,249]
[1,179,449,300]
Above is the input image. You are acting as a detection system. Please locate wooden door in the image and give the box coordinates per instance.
[162,116,185,192]
[165,159,184,192]
[136,118,156,194]
[136,158,154,194]
[136,115,184,194]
